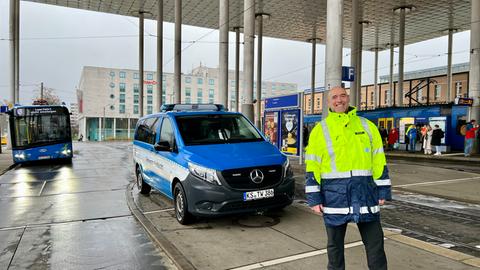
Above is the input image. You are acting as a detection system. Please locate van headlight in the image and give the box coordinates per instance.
[188,162,221,185]
[283,158,292,178]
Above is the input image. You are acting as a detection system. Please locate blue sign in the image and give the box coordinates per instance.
[0,105,8,113]
[342,66,355,81]
[265,94,299,110]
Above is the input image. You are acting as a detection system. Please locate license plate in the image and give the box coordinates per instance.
[38,156,51,160]
[243,189,274,201]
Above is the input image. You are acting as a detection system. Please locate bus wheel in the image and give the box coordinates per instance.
[136,167,151,195]
[174,183,193,225]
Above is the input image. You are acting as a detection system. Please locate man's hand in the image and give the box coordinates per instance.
[311,204,323,214]
[378,199,385,206]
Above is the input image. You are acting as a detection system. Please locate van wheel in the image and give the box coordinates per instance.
[136,167,151,195]
[174,183,193,225]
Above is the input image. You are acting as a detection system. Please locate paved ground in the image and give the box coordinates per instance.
[0,142,176,270]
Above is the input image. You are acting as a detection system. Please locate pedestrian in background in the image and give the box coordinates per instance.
[420,125,428,152]
[388,127,399,150]
[305,86,391,270]
[407,124,417,153]
[464,119,479,157]
[423,125,433,155]
[431,125,444,155]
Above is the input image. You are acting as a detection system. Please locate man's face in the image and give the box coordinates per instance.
[328,87,350,113]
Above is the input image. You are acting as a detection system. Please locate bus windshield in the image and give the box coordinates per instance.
[175,114,264,146]
[12,107,71,148]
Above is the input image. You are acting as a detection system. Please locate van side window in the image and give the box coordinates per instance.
[135,117,158,145]
[160,118,175,147]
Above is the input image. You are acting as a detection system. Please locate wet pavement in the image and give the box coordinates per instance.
[0,142,176,270]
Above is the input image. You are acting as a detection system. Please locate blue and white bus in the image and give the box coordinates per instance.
[8,105,73,163]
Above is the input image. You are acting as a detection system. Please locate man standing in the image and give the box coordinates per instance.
[305,86,391,270]
[431,125,444,156]
[464,120,479,157]
[406,124,417,153]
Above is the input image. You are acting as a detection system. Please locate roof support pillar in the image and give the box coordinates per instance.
[447,29,454,102]
[233,26,241,112]
[139,11,145,117]
[469,0,480,124]
[308,38,319,115]
[157,0,164,111]
[397,7,406,107]
[10,0,19,104]
[219,0,229,109]
[388,43,394,107]
[323,0,344,119]
[373,47,379,109]
[174,0,182,103]
[350,0,359,108]
[242,0,255,121]
[256,13,268,129]
[356,21,368,108]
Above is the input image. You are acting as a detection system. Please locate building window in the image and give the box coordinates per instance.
[417,88,423,100]
[147,95,153,105]
[110,105,115,110]
[147,73,153,80]
[272,84,276,90]
[185,97,191,103]
[197,89,203,103]
[370,92,374,105]
[110,94,115,99]
[185,77,191,83]
[134,84,139,93]
[208,89,214,98]
[434,85,441,100]
[281,84,286,90]
[455,82,462,97]
[197,78,203,85]
[147,85,153,94]
[185,87,191,97]
[209,79,215,85]
[119,83,126,92]
[109,82,115,88]
[134,73,139,79]
[110,71,115,77]
[163,76,166,81]
[119,104,125,113]
[119,94,126,103]
[119,71,126,78]
[384,90,389,104]
[134,95,139,104]
[147,106,153,114]
[231,80,235,86]
[134,105,139,114]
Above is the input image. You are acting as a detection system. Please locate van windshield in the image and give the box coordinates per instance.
[175,114,264,145]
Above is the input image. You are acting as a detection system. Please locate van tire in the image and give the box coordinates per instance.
[174,183,193,225]
[136,166,151,195]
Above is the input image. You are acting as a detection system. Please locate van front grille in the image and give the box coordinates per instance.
[221,165,283,190]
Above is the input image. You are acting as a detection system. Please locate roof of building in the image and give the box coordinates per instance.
[379,62,470,82]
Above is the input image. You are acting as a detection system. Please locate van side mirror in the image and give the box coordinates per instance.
[154,141,171,152]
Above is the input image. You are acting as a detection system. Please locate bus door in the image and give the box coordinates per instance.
[378,118,386,129]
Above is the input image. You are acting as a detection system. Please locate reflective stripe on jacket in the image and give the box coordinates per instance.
[304,107,391,226]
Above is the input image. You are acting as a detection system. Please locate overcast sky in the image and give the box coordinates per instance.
[0,1,472,106]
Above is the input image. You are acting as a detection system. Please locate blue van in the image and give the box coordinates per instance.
[133,104,295,224]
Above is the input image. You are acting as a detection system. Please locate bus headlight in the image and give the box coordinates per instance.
[14,153,25,160]
[61,149,72,156]
[188,162,221,185]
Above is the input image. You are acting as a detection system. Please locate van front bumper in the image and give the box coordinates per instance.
[183,174,295,217]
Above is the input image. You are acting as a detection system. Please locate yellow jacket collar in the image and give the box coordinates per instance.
[327,106,358,125]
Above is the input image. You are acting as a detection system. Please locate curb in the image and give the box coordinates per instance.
[125,183,196,270]
[385,153,480,164]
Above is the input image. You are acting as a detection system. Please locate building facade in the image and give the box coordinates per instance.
[77,65,297,141]
[303,62,470,114]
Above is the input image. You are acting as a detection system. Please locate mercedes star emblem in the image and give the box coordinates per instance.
[250,169,264,184]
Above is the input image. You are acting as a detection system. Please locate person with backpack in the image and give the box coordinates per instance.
[431,125,444,155]
[406,124,417,153]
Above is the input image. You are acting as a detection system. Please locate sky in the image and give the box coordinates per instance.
[0,1,473,107]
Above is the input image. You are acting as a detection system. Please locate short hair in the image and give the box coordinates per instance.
[434,124,439,128]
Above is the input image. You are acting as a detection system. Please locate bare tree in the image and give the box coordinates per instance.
[32,86,61,105]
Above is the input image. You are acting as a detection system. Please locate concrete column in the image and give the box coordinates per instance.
[234,27,241,112]
[242,0,255,121]
[447,29,454,102]
[113,118,117,139]
[309,38,318,114]
[323,0,344,119]
[99,116,103,141]
[139,11,145,117]
[219,0,229,108]
[256,13,267,129]
[127,118,131,139]
[355,22,364,108]
[10,0,19,104]
[373,47,379,108]
[389,43,394,107]
[350,0,359,108]
[397,7,406,107]
[469,0,480,123]
[157,0,164,110]
[174,0,182,103]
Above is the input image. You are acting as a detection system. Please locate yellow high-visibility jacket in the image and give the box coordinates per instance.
[305,107,391,226]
